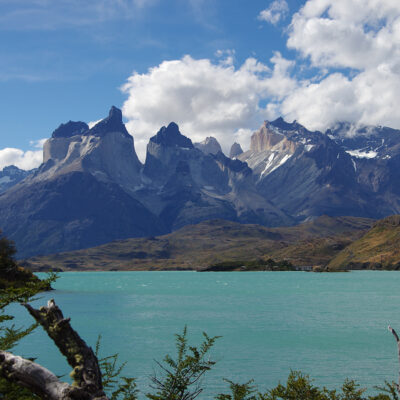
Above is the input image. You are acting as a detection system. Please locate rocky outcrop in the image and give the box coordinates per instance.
[141,122,292,230]
[229,142,243,158]
[150,122,193,148]
[87,106,131,138]
[51,121,88,139]
[240,118,377,220]
[194,136,222,155]
[238,120,303,178]
[42,106,142,192]
[249,122,299,153]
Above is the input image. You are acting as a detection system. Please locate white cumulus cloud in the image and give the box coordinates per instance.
[0,148,43,171]
[258,0,289,25]
[121,54,296,159]
[121,0,400,157]
[0,138,46,170]
[278,0,400,131]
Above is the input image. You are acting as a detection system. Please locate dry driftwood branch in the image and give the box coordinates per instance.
[0,351,71,399]
[388,325,400,394]
[0,299,109,400]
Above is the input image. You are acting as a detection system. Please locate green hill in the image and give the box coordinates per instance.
[327,215,400,271]
[23,216,373,271]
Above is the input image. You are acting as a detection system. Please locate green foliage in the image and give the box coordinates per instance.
[110,378,139,400]
[0,271,56,400]
[216,379,257,400]
[146,326,220,400]
[258,371,327,400]
[374,382,399,400]
[0,232,57,399]
[0,233,17,272]
[251,371,396,400]
[95,335,139,400]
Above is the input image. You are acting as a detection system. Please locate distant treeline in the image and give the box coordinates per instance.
[203,258,295,271]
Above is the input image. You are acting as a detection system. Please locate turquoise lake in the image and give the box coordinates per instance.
[8,271,400,398]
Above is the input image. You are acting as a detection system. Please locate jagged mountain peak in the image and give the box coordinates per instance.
[250,121,301,153]
[267,117,312,135]
[0,165,33,194]
[51,121,88,138]
[41,105,142,192]
[2,165,24,175]
[150,122,194,149]
[87,106,130,137]
[326,121,400,160]
[229,142,243,158]
[194,136,222,155]
[269,117,297,131]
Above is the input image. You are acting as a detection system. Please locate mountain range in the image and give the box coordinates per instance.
[1,106,400,259]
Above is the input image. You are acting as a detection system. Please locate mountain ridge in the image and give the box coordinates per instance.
[2,107,400,259]
[23,215,373,271]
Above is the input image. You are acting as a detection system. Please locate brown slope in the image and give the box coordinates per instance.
[23,216,374,271]
[327,215,400,270]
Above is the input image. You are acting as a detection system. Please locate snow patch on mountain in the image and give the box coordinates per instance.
[346,150,378,159]
[261,153,276,176]
[270,154,292,173]
[305,144,314,151]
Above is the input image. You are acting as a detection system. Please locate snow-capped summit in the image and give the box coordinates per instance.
[326,122,400,160]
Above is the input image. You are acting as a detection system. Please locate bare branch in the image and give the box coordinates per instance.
[389,325,400,343]
[389,325,400,395]
[0,351,71,400]
[23,299,107,399]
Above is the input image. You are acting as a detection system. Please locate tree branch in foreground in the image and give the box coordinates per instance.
[0,351,70,399]
[388,325,400,395]
[0,299,109,400]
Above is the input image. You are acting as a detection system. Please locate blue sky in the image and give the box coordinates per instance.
[1,0,400,167]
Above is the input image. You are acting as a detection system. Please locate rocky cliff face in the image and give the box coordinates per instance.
[40,106,142,192]
[229,142,243,158]
[0,107,161,258]
[238,120,304,177]
[141,122,292,230]
[194,136,222,155]
[239,118,393,220]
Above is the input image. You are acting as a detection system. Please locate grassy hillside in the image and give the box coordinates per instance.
[327,215,400,271]
[22,216,373,271]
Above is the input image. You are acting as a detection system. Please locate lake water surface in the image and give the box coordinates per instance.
[9,271,400,398]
